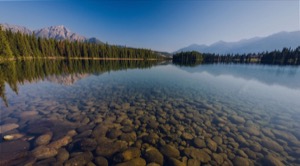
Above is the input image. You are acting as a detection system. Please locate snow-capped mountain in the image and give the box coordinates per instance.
[0,23,103,44]
[176,31,300,54]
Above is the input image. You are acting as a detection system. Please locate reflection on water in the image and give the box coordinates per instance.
[0,60,299,166]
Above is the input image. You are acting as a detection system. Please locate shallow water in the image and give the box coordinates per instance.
[0,60,299,166]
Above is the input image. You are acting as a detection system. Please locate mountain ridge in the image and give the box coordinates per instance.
[0,23,103,44]
[176,31,300,54]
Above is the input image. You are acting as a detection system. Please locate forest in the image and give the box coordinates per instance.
[0,26,163,60]
[173,47,300,66]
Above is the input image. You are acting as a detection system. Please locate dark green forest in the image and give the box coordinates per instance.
[0,59,161,106]
[0,26,162,60]
[173,47,300,66]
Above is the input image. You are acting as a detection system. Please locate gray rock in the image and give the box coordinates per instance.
[229,115,245,124]
[144,147,164,166]
[160,145,180,158]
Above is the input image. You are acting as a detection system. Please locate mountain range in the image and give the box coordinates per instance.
[176,31,300,54]
[0,23,103,44]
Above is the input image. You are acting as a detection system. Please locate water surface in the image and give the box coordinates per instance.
[0,60,299,165]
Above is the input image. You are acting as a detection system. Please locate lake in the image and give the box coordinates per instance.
[0,60,299,166]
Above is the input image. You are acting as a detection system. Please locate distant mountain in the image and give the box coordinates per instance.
[0,23,103,44]
[176,31,300,54]
[0,23,32,34]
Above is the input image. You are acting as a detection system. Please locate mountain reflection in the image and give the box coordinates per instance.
[175,63,300,90]
[0,59,162,106]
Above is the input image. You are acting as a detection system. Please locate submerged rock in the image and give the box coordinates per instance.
[229,115,245,124]
[96,140,128,157]
[32,146,58,160]
[144,147,164,165]
[183,147,211,163]
[115,157,146,166]
[35,132,53,146]
[261,138,284,152]
[263,154,284,166]
[0,123,19,134]
[167,157,186,166]
[95,156,108,166]
[64,151,93,166]
[160,145,180,158]
[114,147,141,163]
[233,156,250,166]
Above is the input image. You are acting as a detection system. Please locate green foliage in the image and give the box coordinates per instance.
[173,51,203,66]
[0,26,13,59]
[0,27,163,60]
[173,48,300,66]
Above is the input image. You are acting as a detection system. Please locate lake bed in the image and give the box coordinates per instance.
[0,60,299,166]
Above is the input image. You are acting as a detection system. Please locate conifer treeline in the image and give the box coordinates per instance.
[173,47,300,66]
[0,26,162,60]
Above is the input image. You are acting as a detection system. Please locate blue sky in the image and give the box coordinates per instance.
[0,0,299,52]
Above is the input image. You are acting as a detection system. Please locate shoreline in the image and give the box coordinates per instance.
[0,56,165,63]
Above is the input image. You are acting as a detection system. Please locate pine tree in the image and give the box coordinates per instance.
[0,26,13,59]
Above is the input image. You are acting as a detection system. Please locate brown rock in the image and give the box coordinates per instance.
[64,151,93,166]
[48,136,72,149]
[193,138,206,148]
[160,145,180,158]
[233,156,250,166]
[261,138,284,152]
[35,132,53,146]
[96,140,128,157]
[32,146,58,160]
[114,147,141,163]
[95,156,108,166]
[167,157,186,166]
[115,157,146,166]
[144,147,164,166]
[206,139,217,152]
[0,123,19,134]
[182,133,194,140]
[183,147,211,163]
[263,154,284,166]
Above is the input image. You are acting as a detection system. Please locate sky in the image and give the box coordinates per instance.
[0,0,299,52]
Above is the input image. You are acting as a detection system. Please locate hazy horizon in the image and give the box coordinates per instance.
[0,0,299,52]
